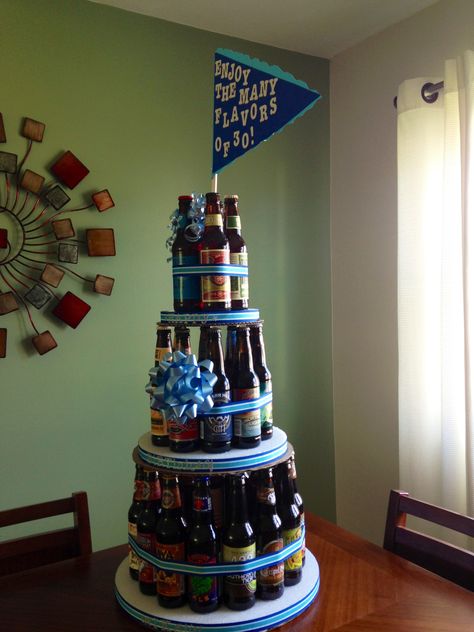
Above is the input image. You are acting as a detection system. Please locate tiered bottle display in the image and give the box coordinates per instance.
[118,191,318,631]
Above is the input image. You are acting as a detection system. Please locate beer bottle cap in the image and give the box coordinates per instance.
[178,195,193,201]
[224,194,239,201]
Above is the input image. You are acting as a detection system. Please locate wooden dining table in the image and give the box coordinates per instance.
[0,512,472,631]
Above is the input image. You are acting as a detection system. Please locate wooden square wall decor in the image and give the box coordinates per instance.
[0,113,117,357]
[52,218,75,240]
[22,118,45,142]
[92,189,115,212]
[51,150,89,189]
[0,292,19,315]
[40,264,65,288]
[21,169,45,194]
[86,229,116,256]
[52,291,91,329]
[32,330,57,355]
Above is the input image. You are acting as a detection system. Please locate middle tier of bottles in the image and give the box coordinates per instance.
[150,322,273,453]
[128,457,305,613]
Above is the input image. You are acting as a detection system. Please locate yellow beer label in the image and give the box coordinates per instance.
[151,409,168,436]
[205,214,223,227]
[283,526,303,571]
[155,346,171,362]
[128,522,139,571]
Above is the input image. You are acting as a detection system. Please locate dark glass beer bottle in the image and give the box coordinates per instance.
[155,475,187,608]
[172,195,200,312]
[289,455,305,566]
[224,195,249,310]
[151,326,172,447]
[225,325,238,379]
[223,474,256,610]
[173,326,192,355]
[198,324,211,362]
[231,327,261,449]
[128,464,145,580]
[255,468,284,600]
[199,192,231,311]
[187,477,220,613]
[275,462,302,586]
[199,326,232,453]
[250,322,273,440]
[137,470,161,595]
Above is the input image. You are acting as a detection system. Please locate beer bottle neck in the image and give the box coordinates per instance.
[160,478,183,516]
[225,200,241,234]
[250,327,268,370]
[235,329,254,372]
[228,477,249,523]
[191,479,213,525]
[204,194,223,229]
[208,330,226,378]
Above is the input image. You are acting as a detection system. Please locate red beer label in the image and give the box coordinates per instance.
[156,541,186,597]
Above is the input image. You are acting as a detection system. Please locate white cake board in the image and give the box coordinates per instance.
[115,550,320,632]
[137,428,289,472]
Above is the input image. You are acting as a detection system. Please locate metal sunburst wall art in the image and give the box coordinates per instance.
[0,113,116,358]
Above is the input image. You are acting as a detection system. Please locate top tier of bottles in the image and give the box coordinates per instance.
[172,193,248,313]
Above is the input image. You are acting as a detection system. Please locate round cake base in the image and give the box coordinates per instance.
[115,550,320,632]
[137,427,289,472]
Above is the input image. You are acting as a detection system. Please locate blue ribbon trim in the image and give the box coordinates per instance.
[128,526,304,575]
[172,264,248,277]
[160,309,260,324]
[200,392,272,416]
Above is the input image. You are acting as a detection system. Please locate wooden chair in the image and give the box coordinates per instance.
[0,491,92,576]
[384,489,474,590]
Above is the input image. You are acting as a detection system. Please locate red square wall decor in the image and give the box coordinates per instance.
[51,150,89,189]
[0,228,7,249]
[52,291,91,329]
[0,113,6,143]
[86,229,116,256]
[0,292,19,315]
[0,328,6,358]
[92,189,114,212]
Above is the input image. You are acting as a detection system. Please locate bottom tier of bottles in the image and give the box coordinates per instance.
[128,456,305,614]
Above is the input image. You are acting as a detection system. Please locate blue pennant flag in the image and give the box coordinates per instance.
[212,48,321,174]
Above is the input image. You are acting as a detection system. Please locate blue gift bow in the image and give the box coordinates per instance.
[146,351,217,422]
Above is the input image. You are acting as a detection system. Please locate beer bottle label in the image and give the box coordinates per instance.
[233,387,260,438]
[230,252,249,301]
[137,532,156,584]
[210,484,224,530]
[200,391,232,443]
[223,543,256,595]
[260,380,273,432]
[188,554,219,606]
[161,486,182,510]
[205,214,223,227]
[149,480,161,501]
[151,408,168,437]
[200,249,231,304]
[172,254,200,301]
[257,538,284,586]
[192,494,212,512]
[168,417,199,444]
[282,527,303,571]
[156,542,186,597]
[226,216,241,230]
[128,522,139,572]
[155,345,172,363]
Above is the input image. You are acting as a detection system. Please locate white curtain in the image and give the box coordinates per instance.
[398,51,474,526]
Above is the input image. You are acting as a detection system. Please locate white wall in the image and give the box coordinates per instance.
[331,0,474,543]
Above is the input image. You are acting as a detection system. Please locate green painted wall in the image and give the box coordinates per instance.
[1,0,333,550]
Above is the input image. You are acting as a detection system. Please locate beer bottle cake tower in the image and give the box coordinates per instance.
[114,193,321,631]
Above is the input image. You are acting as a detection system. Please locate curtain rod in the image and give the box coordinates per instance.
[393,80,444,108]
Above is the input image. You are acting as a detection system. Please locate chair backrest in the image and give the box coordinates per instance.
[383,489,474,591]
[0,491,92,577]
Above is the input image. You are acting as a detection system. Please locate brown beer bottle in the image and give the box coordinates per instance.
[172,195,200,312]
[275,461,302,586]
[137,470,161,595]
[225,325,238,379]
[199,326,232,453]
[187,477,220,613]
[199,192,231,311]
[173,325,192,355]
[155,475,187,608]
[289,455,305,566]
[151,326,172,447]
[250,322,273,440]
[128,464,145,580]
[223,474,256,610]
[231,326,261,449]
[224,195,249,310]
[198,324,211,362]
[255,468,284,600]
